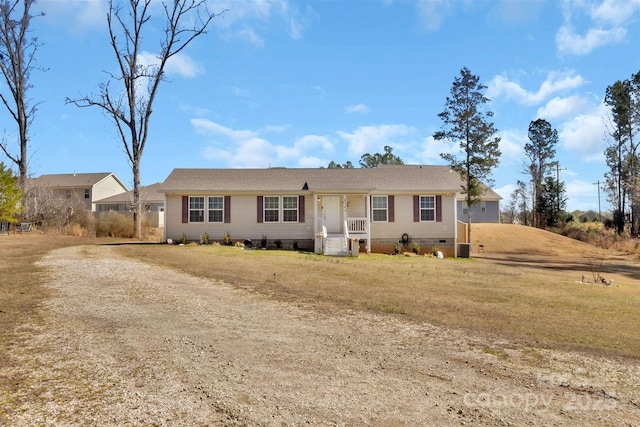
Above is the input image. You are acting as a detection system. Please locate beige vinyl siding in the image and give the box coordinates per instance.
[369,194,456,240]
[165,194,314,243]
[93,176,129,204]
[346,195,367,217]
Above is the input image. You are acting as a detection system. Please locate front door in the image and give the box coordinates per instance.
[322,196,341,233]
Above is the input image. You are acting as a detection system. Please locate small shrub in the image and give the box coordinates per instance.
[203,232,209,245]
[293,241,299,250]
[223,231,231,245]
[261,235,267,248]
[412,241,421,255]
[274,239,282,249]
[234,241,244,248]
[431,247,439,256]
[181,233,187,245]
[394,242,401,254]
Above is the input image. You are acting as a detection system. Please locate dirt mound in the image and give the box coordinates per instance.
[472,223,602,259]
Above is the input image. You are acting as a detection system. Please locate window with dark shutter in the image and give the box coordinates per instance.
[299,195,305,223]
[224,196,231,223]
[182,196,188,223]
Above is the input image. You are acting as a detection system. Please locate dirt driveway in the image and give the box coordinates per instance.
[5,245,640,425]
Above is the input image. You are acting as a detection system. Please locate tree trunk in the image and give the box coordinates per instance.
[132,159,141,240]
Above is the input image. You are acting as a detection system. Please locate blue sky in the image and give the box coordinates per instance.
[4,0,639,212]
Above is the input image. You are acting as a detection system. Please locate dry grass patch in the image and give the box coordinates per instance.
[0,235,99,413]
[116,237,640,359]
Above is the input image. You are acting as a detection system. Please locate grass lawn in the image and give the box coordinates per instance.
[115,239,640,359]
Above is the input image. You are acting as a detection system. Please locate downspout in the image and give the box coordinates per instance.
[453,192,458,258]
[365,193,371,253]
[163,193,168,243]
[313,193,319,254]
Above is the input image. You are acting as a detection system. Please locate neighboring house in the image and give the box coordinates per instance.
[577,210,600,222]
[160,165,472,257]
[95,183,165,227]
[456,185,502,223]
[31,172,129,212]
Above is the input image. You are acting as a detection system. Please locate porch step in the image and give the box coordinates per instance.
[324,235,349,257]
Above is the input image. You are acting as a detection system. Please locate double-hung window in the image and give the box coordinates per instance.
[189,196,205,223]
[208,196,224,223]
[372,195,388,222]
[262,196,299,223]
[282,196,298,222]
[420,195,436,221]
[264,196,280,222]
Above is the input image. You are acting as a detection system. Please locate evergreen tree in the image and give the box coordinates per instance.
[359,145,404,168]
[525,119,558,228]
[0,162,21,222]
[434,67,501,243]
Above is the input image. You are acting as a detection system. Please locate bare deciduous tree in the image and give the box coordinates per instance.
[0,0,44,191]
[67,0,223,239]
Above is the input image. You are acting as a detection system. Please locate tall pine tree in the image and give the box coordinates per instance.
[434,67,501,244]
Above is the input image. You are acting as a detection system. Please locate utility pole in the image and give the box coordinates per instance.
[595,180,602,221]
[551,161,566,214]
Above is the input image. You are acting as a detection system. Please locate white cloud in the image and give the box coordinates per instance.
[555,0,638,56]
[420,135,458,163]
[536,95,590,120]
[236,27,265,47]
[565,179,604,212]
[337,124,415,157]
[165,53,205,78]
[344,104,371,114]
[487,70,586,105]
[415,0,451,32]
[190,119,257,141]
[136,51,204,79]
[559,102,610,162]
[497,129,526,164]
[494,183,517,201]
[591,0,640,26]
[230,86,252,98]
[194,119,333,168]
[41,0,107,31]
[556,25,626,56]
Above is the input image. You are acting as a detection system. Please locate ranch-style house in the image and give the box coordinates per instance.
[159,165,489,257]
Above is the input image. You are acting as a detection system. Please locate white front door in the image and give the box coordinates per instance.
[322,196,341,233]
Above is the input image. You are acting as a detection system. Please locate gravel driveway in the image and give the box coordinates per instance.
[5,245,639,425]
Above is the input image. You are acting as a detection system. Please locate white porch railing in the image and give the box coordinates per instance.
[347,217,368,236]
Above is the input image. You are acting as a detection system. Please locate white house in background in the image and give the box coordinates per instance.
[456,185,502,223]
[31,172,129,212]
[159,165,474,257]
[94,183,165,227]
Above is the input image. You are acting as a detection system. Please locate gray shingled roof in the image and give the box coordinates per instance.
[160,165,466,194]
[31,172,128,190]
[95,183,164,203]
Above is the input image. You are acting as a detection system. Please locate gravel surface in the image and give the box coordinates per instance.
[4,245,640,425]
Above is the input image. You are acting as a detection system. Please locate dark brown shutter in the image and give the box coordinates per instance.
[299,195,305,223]
[436,195,442,222]
[388,195,394,222]
[224,196,231,223]
[413,195,419,222]
[182,196,188,223]
[257,196,263,223]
